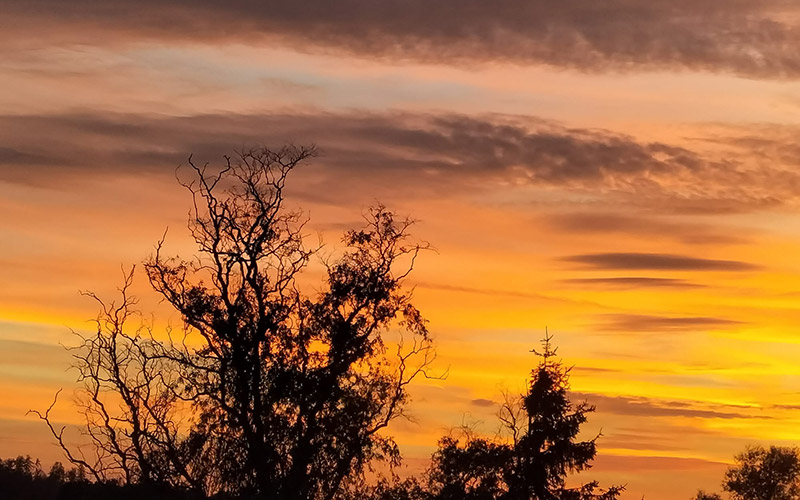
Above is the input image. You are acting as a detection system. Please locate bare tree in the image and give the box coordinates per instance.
[30,269,200,493]
[34,146,438,500]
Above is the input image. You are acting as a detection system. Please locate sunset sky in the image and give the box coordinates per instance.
[6,2,800,498]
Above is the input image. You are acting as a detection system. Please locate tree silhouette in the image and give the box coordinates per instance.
[0,455,89,500]
[427,431,513,500]
[0,454,207,500]
[692,491,723,500]
[723,446,800,500]
[33,146,438,500]
[425,333,622,500]
[30,270,197,491]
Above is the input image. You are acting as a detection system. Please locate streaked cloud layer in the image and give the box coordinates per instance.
[6,0,800,79]
[3,111,800,215]
[4,2,800,499]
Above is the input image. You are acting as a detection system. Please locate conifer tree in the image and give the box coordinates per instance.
[507,332,619,500]
[426,333,622,500]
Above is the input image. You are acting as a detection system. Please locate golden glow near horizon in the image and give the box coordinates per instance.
[5,2,800,498]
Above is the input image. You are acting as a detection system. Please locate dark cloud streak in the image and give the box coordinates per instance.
[4,0,800,79]
[0,111,704,192]
[0,111,792,212]
[563,252,760,271]
[593,314,743,332]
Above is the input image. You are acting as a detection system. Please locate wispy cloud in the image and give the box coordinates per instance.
[544,212,752,245]
[561,277,705,289]
[416,282,555,301]
[574,391,763,419]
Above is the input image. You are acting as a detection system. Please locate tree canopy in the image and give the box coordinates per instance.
[33,146,437,500]
[723,446,800,500]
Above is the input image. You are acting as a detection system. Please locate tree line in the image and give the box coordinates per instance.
[4,147,798,499]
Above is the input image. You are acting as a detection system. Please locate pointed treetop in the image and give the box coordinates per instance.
[530,327,558,368]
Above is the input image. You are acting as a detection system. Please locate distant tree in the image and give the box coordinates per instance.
[723,446,800,500]
[692,490,723,500]
[0,455,88,500]
[32,146,438,499]
[425,333,623,500]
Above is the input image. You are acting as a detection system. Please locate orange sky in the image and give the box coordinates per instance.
[5,2,800,498]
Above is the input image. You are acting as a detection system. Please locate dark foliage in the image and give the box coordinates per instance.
[426,434,512,500]
[0,455,218,500]
[723,446,800,500]
[0,455,83,500]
